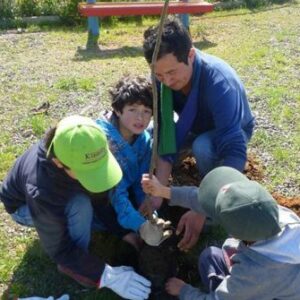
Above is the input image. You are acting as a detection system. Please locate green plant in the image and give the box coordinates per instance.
[54,77,96,91]
[58,0,82,24]
[29,115,49,137]
[0,0,15,18]
[272,147,290,162]
[16,0,40,16]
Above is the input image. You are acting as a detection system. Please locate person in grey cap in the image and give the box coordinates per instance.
[142,166,300,300]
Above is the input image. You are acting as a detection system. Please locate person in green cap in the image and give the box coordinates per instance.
[142,166,300,299]
[0,115,151,300]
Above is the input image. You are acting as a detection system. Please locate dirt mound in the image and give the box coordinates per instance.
[272,193,300,216]
[172,153,300,216]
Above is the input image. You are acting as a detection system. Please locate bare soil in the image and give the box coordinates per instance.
[172,153,300,216]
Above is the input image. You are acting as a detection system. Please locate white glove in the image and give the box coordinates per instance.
[139,215,173,246]
[99,264,151,300]
[18,295,69,300]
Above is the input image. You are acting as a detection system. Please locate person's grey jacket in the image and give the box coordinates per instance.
[170,186,300,300]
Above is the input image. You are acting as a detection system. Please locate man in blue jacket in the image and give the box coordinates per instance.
[0,115,151,300]
[142,18,255,251]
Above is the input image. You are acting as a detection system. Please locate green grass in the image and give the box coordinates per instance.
[54,77,97,91]
[0,2,300,298]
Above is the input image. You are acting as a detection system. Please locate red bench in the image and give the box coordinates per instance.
[78,1,214,17]
[78,1,214,49]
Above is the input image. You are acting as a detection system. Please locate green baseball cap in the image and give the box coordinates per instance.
[198,167,281,241]
[215,180,281,241]
[49,115,122,193]
[198,167,248,219]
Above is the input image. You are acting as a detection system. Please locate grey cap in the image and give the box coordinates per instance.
[198,167,248,219]
[198,167,281,241]
[215,180,281,241]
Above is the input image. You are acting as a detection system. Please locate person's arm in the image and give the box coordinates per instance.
[142,174,207,213]
[141,174,171,200]
[142,175,206,251]
[131,132,152,207]
[27,188,105,285]
[138,156,172,215]
[166,277,214,300]
[110,180,146,232]
[211,250,275,300]
[150,156,173,210]
[205,71,253,172]
[28,189,151,299]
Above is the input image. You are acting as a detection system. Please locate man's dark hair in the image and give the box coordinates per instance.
[143,17,192,65]
[110,75,153,113]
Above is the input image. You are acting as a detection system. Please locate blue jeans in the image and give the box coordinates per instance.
[190,130,251,177]
[10,194,118,251]
[198,246,230,292]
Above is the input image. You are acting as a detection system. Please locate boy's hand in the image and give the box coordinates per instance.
[165,277,186,296]
[141,174,171,200]
[176,211,206,252]
[141,174,163,197]
[139,215,173,246]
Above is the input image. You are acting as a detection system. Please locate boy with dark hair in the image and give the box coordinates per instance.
[97,75,171,248]
[0,115,151,300]
[142,17,255,251]
[142,167,300,299]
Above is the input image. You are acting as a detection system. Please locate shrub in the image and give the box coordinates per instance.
[0,0,15,18]
[58,0,81,25]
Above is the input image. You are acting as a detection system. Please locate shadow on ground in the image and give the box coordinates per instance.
[73,37,217,62]
[1,237,124,300]
[1,218,225,300]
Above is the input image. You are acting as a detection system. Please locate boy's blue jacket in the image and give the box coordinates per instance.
[96,114,151,232]
[0,140,106,284]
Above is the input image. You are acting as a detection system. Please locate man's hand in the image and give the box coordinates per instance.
[176,211,206,251]
[139,215,173,246]
[165,277,186,296]
[100,264,151,300]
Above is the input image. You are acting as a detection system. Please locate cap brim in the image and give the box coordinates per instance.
[197,167,248,219]
[75,151,122,193]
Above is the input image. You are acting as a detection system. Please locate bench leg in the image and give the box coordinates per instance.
[179,0,190,31]
[86,0,100,49]
[180,13,190,30]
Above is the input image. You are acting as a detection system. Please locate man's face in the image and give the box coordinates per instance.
[116,103,152,141]
[153,49,195,94]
